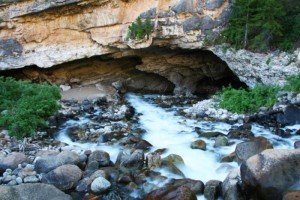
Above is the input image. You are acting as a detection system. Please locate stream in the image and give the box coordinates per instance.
[56,93,300,199]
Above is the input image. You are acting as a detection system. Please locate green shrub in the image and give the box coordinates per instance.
[284,74,300,93]
[127,17,152,40]
[218,84,279,114]
[0,77,61,139]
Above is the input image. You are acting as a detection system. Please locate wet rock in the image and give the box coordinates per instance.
[214,136,228,147]
[191,140,206,150]
[221,152,236,163]
[274,128,291,138]
[198,131,225,138]
[161,154,185,177]
[85,160,99,172]
[204,180,222,200]
[117,173,132,184]
[135,140,153,150]
[144,185,197,200]
[216,163,235,173]
[165,178,204,194]
[241,149,300,200]
[227,124,254,139]
[42,164,82,191]
[283,191,300,200]
[0,183,71,200]
[0,152,27,174]
[235,136,273,163]
[294,141,300,149]
[90,177,111,194]
[222,170,245,200]
[34,150,80,173]
[146,152,161,169]
[116,150,144,171]
[87,150,110,167]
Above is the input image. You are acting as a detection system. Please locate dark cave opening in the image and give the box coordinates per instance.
[0,47,246,96]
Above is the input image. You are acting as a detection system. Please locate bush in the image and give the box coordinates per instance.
[218,84,279,114]
[284,74,300,93]
[0,77,61,139]
[127,17,152,40]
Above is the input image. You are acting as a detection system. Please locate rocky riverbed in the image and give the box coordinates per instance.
[0,91,300,200]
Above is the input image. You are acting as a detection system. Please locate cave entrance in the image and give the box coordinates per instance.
[0,47,245,96]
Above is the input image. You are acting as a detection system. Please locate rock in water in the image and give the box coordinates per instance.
[41,164,82,191]
[87,150,110,167]
[144,185,197,200]
[221,170,245,200]
[241,149,300,200]
[0,183,71,200]
[204,180,222,200]
[235,136,273,163]
[190,140,206,150]
[90,177,111,194]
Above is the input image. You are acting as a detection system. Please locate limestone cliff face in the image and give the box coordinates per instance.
[0,0,231,69]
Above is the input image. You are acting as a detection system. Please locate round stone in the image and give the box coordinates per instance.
[91,177,111,194]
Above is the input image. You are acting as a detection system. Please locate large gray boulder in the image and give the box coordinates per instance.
[34,150,80,174]
[235,136,273,163]
[41,164,82,191]
[241,149,300,200]
[0,183,71,200]
[0,152,27,174]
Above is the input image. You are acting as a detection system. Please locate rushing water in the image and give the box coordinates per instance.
[56,93,300,198]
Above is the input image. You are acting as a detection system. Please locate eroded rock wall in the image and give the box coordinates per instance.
[0,0,231,69]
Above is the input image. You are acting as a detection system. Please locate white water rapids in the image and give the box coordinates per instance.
[56,93,300,199]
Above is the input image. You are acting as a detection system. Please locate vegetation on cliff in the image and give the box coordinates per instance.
[0,77,61,139]
[127,17,152,40]
[223,0,300,51]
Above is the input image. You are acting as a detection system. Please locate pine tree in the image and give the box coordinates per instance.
[144,17,152,39]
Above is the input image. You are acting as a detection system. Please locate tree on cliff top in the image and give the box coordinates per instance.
[223,0,299,51]
[127,17,152,40]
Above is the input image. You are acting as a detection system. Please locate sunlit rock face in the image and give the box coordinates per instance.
[0,0,232,69]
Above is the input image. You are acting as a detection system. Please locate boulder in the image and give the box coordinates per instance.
[235,136,273,163]
[116,150,144,171]
[42,164,82,191]
[214,136,228,147]
[76,170,106,192]
[143,185,197,200]
[191,140,206,150]
[276,105,300,125]
[283,191,300,200]
[204,180,222,200]
[135,140,153,150]
[0,152,27,174]
[0,183,71,200]
[90,177,111,194]
[165,178,204,195]
[34,151,80,173]
[241,149,300,200]
[161,154,185,177]
[221,170,245,200]
[87,150,110,167]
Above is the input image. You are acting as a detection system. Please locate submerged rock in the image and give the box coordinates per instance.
[161,154,185,177]
[241,149,300,200]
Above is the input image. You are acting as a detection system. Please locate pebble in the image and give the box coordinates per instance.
[91,177,111,194]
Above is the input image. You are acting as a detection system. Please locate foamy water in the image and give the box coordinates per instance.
[56,93,300,199]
